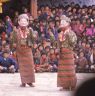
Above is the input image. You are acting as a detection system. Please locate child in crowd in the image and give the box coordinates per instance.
[34,48,41,72]
[0,51,16,73]
[75,51,88,72]
[49,48,58,72]
[39,53,50,72]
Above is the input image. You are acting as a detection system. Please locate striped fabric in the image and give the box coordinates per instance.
[57,48,77,89]
[17,46,35,84]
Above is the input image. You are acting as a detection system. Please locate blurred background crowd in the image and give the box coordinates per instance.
[0,2,95,73]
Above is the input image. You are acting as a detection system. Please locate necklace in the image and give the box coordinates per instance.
[19,28,29,39]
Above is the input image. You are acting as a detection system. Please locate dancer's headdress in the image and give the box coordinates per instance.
[59,15,71,28]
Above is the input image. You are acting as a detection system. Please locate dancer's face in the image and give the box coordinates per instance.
[62,26,69,31]
[18,18,29,27]
[58,25,69,33]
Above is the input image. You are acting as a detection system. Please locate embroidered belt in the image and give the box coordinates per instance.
[20,45,28,48]
[20,39,27,45]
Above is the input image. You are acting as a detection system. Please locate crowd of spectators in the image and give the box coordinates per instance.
[0,2,95,73]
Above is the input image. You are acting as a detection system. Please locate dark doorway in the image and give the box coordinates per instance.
[0,0,30,19]
[9,0,30,12]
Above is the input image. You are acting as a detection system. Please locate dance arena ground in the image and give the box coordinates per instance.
[0,73,94,96]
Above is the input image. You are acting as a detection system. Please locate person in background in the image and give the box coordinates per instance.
[39,53,50,72]
[76,51,88,72]
[13,11,19,27]
[5,16,13,37]
[0,51,16,73]
[34,48,41,72]
[49,48,58,72]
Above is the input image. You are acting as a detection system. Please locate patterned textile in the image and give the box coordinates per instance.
[57,48,77,89]
[17,46,35,83]
[59,29,77,50]
[11,27,34,48]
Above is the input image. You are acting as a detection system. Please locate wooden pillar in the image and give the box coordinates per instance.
[31,0,37,19]
[0,2,3,13]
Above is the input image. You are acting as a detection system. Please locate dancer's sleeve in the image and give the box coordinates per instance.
[67,30,77,48]
[10,28,17,49]
[27,28,35,47]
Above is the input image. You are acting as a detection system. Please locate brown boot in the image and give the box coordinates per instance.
[20,83,26,87]
[27,83,35,87]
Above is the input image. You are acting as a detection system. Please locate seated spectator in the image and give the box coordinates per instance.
[90,48,95,72]
[75,51,88,72]
[0,51,16,73]
[38,44,45,54]
[73,19,82,37]
[45,46,50,55]
[39,53,50,72]
[85,23,95,37]
[41,38,49,49]
[5,16,13,37]
[49,48,58,72]
[47,27,55,40]
[34,48,41,72]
